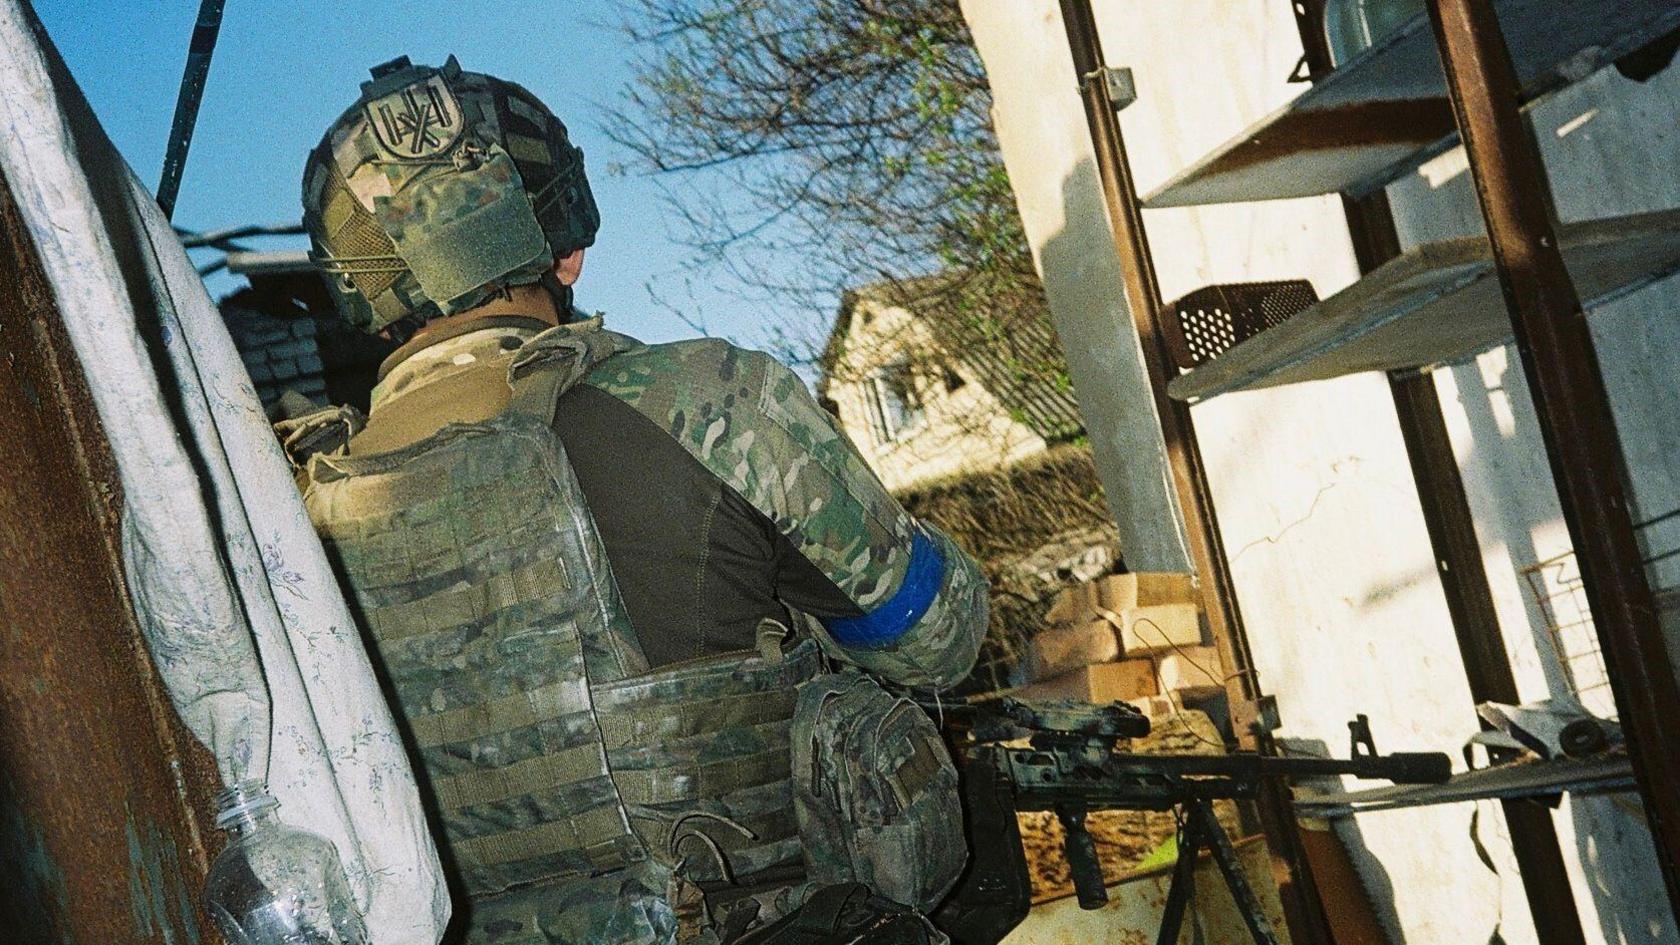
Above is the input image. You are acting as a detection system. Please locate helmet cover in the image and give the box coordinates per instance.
[302,56,600,332]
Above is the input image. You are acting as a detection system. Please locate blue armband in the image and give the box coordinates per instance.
[824,528,946,649]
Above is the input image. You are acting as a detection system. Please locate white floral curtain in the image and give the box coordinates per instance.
[0,5,448,943]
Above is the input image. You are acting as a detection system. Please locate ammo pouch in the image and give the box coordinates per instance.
[791,673,966,912]
[593,636,824,887]
[731,884,942,945]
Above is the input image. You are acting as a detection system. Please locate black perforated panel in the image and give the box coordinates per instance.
[1160,280,1319,370]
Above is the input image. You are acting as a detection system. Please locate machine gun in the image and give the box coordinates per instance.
[931,698,1451,945]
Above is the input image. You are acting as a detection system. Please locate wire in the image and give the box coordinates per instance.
[176,222,305,249]
[1126,615,1227,753]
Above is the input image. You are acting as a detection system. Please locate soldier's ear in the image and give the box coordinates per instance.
[553,249,586,287]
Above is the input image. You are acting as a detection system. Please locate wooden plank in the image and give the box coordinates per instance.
[1141,0,1680,208]
[1168,208,1680,402]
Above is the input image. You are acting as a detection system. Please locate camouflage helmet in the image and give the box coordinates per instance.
[301,56,599,333]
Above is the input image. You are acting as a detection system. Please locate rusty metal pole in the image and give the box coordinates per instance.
[1426,0,1680,919]
[1057,3,1334,943]
[1280,4,1590,940]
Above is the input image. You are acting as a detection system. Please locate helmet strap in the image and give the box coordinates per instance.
[540,270,577,324]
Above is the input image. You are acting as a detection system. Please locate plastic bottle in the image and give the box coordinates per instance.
[1323,0,1427,66]
[203,781,370,945]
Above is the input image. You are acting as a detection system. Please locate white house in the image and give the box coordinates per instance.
[819,275,1083,493]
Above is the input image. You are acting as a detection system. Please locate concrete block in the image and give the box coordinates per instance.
[1046,573,1196,624]
[238,322,290,346]
[1046,574,1202,656]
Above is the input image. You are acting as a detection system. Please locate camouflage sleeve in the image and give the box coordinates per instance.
[584,337,987,688]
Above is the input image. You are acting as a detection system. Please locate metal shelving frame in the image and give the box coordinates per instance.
[1057,1,1680,943]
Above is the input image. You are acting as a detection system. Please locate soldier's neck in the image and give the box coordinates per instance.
[414,283,561,339]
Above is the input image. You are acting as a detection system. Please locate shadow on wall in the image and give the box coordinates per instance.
[0,770,74,944]
[1035,152,1422,938]
[1451,344,1678,945]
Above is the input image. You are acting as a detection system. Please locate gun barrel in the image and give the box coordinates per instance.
[1355,751,1453,784]
[1101,749,1453,785]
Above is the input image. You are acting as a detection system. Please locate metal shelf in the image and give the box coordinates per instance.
[1167,207,1680,402]
[1143,0,1680,208]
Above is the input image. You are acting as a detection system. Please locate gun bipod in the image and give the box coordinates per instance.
[1156,798,1278,945]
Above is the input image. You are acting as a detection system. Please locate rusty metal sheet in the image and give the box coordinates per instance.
[1143,0,1680,207]
[0,167,221,943]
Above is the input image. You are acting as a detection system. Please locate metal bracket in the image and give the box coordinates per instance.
[1233,694,1282,738]
[1103,66,1137,111]
[1082,65,1137,111]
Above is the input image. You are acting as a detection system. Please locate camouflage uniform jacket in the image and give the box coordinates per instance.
[310,316,986,944]
[356,315,987,685]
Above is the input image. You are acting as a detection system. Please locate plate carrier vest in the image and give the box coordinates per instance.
[302,330,819,897]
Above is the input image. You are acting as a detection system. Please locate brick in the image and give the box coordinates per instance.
[1011,661,1157,705]
[290,318,318,338]
[296,352,325,375]
[1046,573,1196,624]
[1024,621,1119,682]
[244,361,275,383]
[1152,646,1225,697]
[270,358,300,381]
[1113,603,1202,654]
[1044,573,1203,655]
[238,322,291,346]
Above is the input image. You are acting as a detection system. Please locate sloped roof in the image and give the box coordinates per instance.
[820,272,1084,442]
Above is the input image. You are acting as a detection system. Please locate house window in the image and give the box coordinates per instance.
[865,359,925,445]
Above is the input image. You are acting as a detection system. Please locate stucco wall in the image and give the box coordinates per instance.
[963,2,1677,943]
[829,296,1050,492]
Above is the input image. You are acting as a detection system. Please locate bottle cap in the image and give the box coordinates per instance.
[214,779,280,828]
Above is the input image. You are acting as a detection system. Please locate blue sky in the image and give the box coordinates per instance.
[33,0,814,348]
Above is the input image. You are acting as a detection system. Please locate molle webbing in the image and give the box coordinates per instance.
[306,413,647,896]
[592,639,822,884]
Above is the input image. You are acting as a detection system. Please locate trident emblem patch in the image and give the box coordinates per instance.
[366,74,462,158]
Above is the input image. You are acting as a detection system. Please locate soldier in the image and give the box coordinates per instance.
[292,56,988,945]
